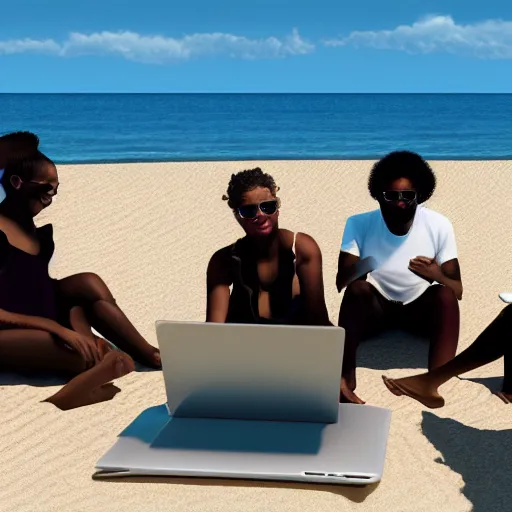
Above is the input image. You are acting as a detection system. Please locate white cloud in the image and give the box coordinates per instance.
[0,29,313,63]
[0,38,60,55]
[324,15,512,59]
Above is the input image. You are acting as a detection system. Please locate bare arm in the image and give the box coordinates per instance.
[206,248,233,323]
[336,252,361,293]
[336,252,377,293]
[295,233,332,326]
[438,258,463,300]
[0,308,66,336]
[409,256,463,300]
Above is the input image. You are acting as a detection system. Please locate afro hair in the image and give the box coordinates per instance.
[368,150,436,204]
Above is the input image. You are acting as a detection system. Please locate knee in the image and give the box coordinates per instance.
[338,281,375,327]
[343,280,375,304]
[78,273,115,303]
[431,285,458,308]
[499,304,512,320]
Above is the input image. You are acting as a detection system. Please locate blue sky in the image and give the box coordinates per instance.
[2,0,512,93]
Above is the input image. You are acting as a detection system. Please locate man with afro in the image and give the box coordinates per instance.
[336,151,462,405]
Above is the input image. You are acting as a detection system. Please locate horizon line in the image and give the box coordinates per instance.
[1,92,512,95]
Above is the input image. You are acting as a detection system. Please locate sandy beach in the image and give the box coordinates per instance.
[2,159,512,512]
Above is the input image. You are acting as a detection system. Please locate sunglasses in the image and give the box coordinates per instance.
[236,199,280,220]
[382,190,417,203]
[24,180,58,197]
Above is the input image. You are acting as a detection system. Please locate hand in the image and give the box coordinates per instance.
[56,328,103,368]
[408,256,443,282]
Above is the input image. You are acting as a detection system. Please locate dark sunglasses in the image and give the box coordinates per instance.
[24,180,58,196]
[236,199,280,219]
[382,190,417,203]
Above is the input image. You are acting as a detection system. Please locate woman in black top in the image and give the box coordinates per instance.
[206,167,331,326]
[0,132,159,411]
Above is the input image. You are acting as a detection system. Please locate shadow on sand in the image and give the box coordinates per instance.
[93,404,379,502]
[358,330,429,371]
[421,411,512,512]
[93,473,378,501]
[458,375,505,394]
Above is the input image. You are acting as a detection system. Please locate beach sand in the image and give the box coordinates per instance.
[1,160,512,512]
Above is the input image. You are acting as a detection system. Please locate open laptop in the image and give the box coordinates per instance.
[94,321,392,485]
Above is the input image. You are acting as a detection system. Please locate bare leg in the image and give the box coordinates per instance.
[0,329,86,376]
[338,280,387,404]
[383,304,512,408]
[496,340,512,403]
[405,284,460,370]
[55,273,160,369]
[0,328,134,410]
[69,305,112,359]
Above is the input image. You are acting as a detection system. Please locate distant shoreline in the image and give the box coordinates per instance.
[55,156,512,165]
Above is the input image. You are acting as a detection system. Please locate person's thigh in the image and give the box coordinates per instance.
[401,284,458,336]
[339,280,394,339]
[54,273,115,306]
[0,329,84,375]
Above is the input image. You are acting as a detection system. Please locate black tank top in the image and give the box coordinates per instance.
[226,233,302,324]
[0,224,58,321]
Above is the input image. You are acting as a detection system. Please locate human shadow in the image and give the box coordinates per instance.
[458,376,504,394]
[421,411,512,512]
[93,404,378,502]
[358,330,429,371]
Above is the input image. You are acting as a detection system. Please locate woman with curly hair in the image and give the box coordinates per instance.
[336,151,462,404]
[206,167,331,326]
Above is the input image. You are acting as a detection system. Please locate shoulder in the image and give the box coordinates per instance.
[418,207,454,231]
[293,232,322,262]
[207,244,235,282]
[208,244,234,268]
[345,209,380,229]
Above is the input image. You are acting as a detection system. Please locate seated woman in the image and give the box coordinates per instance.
[382,304,512,407]
[206,167,331,326]
[0,132,160,411]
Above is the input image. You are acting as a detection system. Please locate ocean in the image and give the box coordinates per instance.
[0,93,511,163]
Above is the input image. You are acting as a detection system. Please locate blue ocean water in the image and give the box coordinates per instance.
[0,94,511,163]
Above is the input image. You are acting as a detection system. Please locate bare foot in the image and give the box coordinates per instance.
[137,346,161,370]
[382,374,445,408]
[339,378,365,404]
[495,391,512,404]
[44,352,135,411]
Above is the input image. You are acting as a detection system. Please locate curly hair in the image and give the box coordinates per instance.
[0,131,40,169]
[368,151,436,204]
[222,167,279,209]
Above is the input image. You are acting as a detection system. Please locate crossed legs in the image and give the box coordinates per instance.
[54,272,161,369]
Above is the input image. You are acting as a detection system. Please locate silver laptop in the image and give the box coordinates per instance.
[94,321,391,485]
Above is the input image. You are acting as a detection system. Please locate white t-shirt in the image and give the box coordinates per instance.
[340,205,458,304]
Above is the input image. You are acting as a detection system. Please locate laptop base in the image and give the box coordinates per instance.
[94,403,391,486]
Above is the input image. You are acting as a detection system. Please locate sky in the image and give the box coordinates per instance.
[2,0,512,93]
